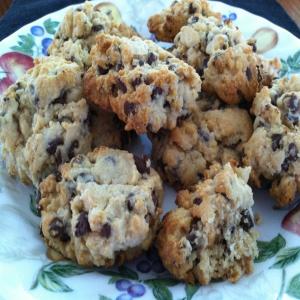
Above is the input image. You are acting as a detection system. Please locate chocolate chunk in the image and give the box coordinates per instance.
[193,197,202,205]
[105,155,116,165]
[52,90,68,105]
[97,66,109,75]
[132,77,142,90]
[288,143,298,161]
[240,209,254,231]
[271,134,282,151]
[229,225,235,234]
[168,64,176,71]
[100,223,111,238]
[116,78,127,93]
[196,67,204,77]
[49,218,70,242]
[55,150,62,165]
[259,175,272,189]
[126,193,135,211]
[46,137,64,155]
[163,101,170,109]
[92,24,104,32]
[151,87,163,100]
[198,129,210,142]
[138,60,145,66]
[147,52,157,65]
[197,172,204,180]
[134,155,150,174]
[112,84,118,97]
[188,3,196,14]
[75,212,91,237]
[124,101,136,116]
[246,67,252,81]
[68,140,79,159]
[256,65,263,83]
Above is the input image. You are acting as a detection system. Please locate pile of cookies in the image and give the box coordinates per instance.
[0,0,298,285]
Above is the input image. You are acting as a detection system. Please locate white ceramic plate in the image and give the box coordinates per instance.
[0,1,300,300]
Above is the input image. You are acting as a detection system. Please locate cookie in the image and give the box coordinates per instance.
[0,56,122,186]
[48,2,137,69]
[84,33,202,134]
[172,15,243,76]
[202,44,280,104]
[243,76,300,207]
[157,162,258,284]
[150,93,253,188]
[39,147,163,267]
[147,0,220,42]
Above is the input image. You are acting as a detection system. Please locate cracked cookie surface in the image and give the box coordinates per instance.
[157,163,258,285]
[147,0,220,42]
[84,33,201,134]
[0,56,122,186]
[243,76,300,207]
[39,147,163,267]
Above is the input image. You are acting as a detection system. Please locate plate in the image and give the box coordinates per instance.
[0,1,300,300]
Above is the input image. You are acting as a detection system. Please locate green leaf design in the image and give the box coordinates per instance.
[99,295,112,300]
[287,273,300,299]
[29,189,41,217]
[185,284,199,300]
[38,270,72,292]
[271,246,300,269]
[118,266,139,280]
[152,284,173,300]
[11,34,35,56]
[144,278,179,287]
[43,19,60,35]
[279,59,289,77]
[287,50,300,71]
[255,234,286,263]
[49,261,93,277]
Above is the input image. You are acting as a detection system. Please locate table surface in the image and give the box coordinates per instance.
[0,0,300,39]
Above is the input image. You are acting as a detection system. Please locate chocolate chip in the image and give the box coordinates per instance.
[287,94,300,113]
[229,225,235,234]
[126,193,135,211]
[188,3,196,14]
[259,175,272,189]
[134,155,150,174]
[196,67,204,77]
[52,90,68,105]
[197,172,204,180]
[116,78,127,93]
[198,129,210,142]
[54,170,62,182]
[55,150,62,165]
[168,64,176,71]
[288,143,298,161]
[115,63,124,71]
[190,16,199,23]
[112,84,118,97]
[252,43,257,52]
[240,209,254,231]
[152,190,159,207]
[256,65,263,83]
[92,24,104,32]
[68,140,79,159]
[46,137,64,155]
[49,218,70,242]
[151,87,163,100]
[271,134,282,151]
[97,65,109,75]
[281,158,290,172]
[193,197,202,205]
[163,101,170,109]
[147,52,157,65]
[75,212,91,237]
[105,156,116,165]
[100,223,111,238]
[246,67,252,81]
[132,77,142,90]
[138,60,144,66]
[124,101,136,116]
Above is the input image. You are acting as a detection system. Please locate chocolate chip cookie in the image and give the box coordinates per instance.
[0,56,122,186]
[147,0,220,42]
[150,93,253,189]
[203,44,280,104]
[243,76,300,207]
[172,15,243,76]
[84,33,202,134]
[39,147,163,267]
[48,2,137,69]
[157,162,258,284]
